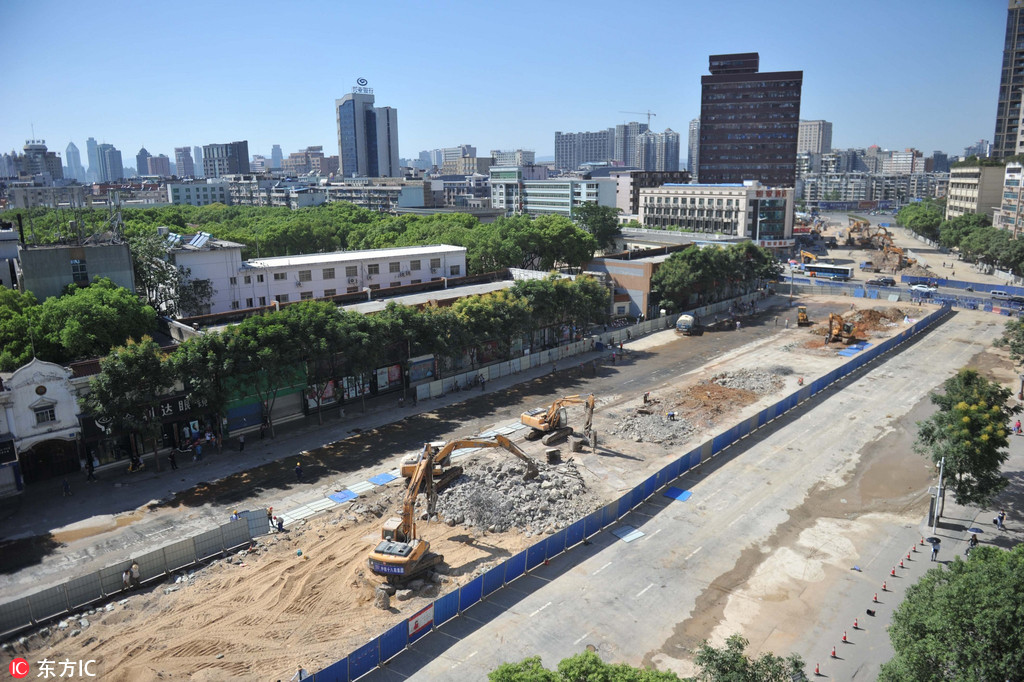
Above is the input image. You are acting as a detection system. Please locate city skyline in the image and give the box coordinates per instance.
[0,0,1006,164]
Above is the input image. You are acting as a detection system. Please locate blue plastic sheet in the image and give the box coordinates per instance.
[379,620,408,663]
[433,590,459,627]
[482,565,505,598]
[328,490,357,504]
[546,530,567,559]
[313,657,348,682]
[526,542,546,571]
[347,640,380,680]
[565,519,585,548]
[459,576,483,611]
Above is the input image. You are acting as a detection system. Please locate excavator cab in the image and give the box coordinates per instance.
[796,306,811,326]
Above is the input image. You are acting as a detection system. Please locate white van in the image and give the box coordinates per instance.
[991,290,1011,300]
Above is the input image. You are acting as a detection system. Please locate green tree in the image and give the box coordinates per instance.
[226,310,300,438]
[914,369,1020,506]
[0,288,40,371]
[572,203,622,251]
[879,545,1024,681]
[82,337,174,471]
[127,232,215,317]
[489,651,681,681]
[692,635,805,681]
[171,331,234,449]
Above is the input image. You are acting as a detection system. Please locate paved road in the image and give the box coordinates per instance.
[358,310,1007,680]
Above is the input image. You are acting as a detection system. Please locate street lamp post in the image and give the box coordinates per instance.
[932,456,945,535]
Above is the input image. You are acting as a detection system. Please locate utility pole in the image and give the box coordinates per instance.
[932,456,945,535]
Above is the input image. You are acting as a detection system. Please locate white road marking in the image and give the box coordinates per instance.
[573,631,591,645]
[636,583,655,597]
[529,601,552,617]
[651,528,662,536]
[726,515,744,529]
[685,546,703,561]
[593,561,613,575]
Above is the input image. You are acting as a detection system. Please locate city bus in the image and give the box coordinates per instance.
[802,263,854,281]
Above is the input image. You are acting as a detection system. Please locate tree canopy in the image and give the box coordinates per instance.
[572,203,622,251]
[879,545,1024,681]
[651,243,780,312]
[914,368,1020,506]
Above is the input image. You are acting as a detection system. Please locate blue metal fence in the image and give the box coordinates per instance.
[379,621,408,663]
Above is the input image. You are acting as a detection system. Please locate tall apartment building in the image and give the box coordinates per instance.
[335,85,400,177]
[997,162,1024,236]
[635,129,680,172]
[687,118,700,179]
[271,144,283,170]
[193,146,204,178]
[554,128,615,170]
[945,164,1005,220]
[931,151,949,174]
[202,141,250,178]
[96,143,123,182]
[86,137,100,182]
[994,1,1024,157]
[64,142,85,181]
[491,150,535,166]
[698,52,803,186]
[797,120,833,154]
[136,148,152,178]
[175,147,195,178]
[614,122,649,166]
[148,154,171,177]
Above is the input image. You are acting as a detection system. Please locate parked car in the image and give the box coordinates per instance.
[991,290,1011,300]
[910,283,937,293]
[1009,296,1024,305]
[867,277,896,287]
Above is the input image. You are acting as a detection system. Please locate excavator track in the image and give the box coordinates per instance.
[435,465,464,492]
[541,426,574,446]
[524,429,544,441]
[385,552,445,585]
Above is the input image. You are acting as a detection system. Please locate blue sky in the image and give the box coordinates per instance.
[0,0,1007,165]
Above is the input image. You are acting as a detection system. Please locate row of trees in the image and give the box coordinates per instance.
[84,275,609,464]
[650,242,781,312]
[896,202,1024,275]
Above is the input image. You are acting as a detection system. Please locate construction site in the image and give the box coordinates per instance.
[0,292,939,681]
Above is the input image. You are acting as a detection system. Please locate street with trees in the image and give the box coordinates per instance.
[651,243,780,312]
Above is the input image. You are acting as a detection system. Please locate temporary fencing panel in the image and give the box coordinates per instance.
[677,453,692,475]
[711,430,732,455]
[134,549,165,583]
[525,542,546,572]
[565,519,585,549]
[757,408,769,428]
[601,501,619,528]
[28,585,68,622]
[811,377,827,395]
[629,484,645,510]
[798,385,813,403]
[504,550,527,583]
[433,590,459,627]
[240,510,268,538]
[312,657,348,682]
[642,474,657,500]
[65,573,103,610]
[221,519,252,549]
[482,565,505,598]
[459,576,483,611]
[0,597,32,635]
[654,466,671,490]
[99,564,131,596]
[617,495,632,519]
[379,620,408,663]
[584,510,603,538]
[347,640,380,680]
[545,530,566,560]
[193,527,224,561]
[162,538,198,573]
[736,418,751,439]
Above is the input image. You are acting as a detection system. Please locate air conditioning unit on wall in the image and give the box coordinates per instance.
[348,277,358,284]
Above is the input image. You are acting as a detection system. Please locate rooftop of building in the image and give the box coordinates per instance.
[342,279,514,315]
[245,244,466,269]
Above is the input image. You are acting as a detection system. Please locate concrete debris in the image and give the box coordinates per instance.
[707,367,789,394]
[609,412,695,444]
[437,458,594,534]
[373,588,391,610]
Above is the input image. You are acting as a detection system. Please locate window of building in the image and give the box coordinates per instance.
[345,265,358,277]
[449,265,461,276]
[388,281,400,288]
[300,291,313,300]
[244,275,252,284]
[229,276,237,285]
[322,268,335,280]
[368,284,380,291]
[246,298,253,307]
[367,264,380,275]
[430,258,441,270]
[274,272,287,281]
[389,262,401,273]
[323,288,336,297]
[410,279,421,285]
[345,286,357,294]
[298,270,312,282]
[275,294,289,303]
[70,259,88,284]
[257,274,265,283]
[410,260,421,271]
[230,300,240,309]
[258,296,267,306]
[34,406,56,425]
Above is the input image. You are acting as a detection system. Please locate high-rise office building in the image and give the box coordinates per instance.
[797,120,833,154]
[635,129,681,172]
[271,144,283,169]
[687,118,700,179]
[491,150,536,166]
[19,140,64,180]
[86,137,99,181]
[136,148,152,178]
[193,146,204,177]
[65,142,85,181]
[96,143,123,182]
[202,141,250,178]
[994,1,1024,158]
[335,83,400,177]
[175,147,195,178]
[698,52,803,186]
[614,122,649,166]
[932,151,949,174]
[148,154,171,177]
[554,128,615,170]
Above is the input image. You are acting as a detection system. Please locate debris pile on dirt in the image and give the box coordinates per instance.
[609,411,696,444]
[707,367,789,395]
[437,458,595,535]
[845,307,908,332]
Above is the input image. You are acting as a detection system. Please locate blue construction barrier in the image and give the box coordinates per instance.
[504,550,527,583]
[584,510,603,538]
[379,621,408,663]
[482,565,505,598]
[642,474,657,499]
[526,542,546,572]
[459,576,483,611]
[546,530,567,559]
[314,657,348,682]
[565,519,585,549]
[347,640,379,681]
[433,590,459,628]
[601,501,618,528]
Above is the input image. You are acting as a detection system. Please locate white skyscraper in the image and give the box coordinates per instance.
[335,82,400,177]
[797,120,833,155]
[65,142,86,181]
[688,118,700,180]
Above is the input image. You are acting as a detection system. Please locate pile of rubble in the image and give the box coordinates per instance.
[707,367,790,395]
[436,458,595,535]
[608,411,696,444]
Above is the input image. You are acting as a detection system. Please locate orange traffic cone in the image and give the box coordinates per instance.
[890,566,896,576]
[912,543,917,553]
[882,581,888,591]
[815,663,820,675]
[831,646,837,658]
[873,592,879,602]
[900,559,905,569]
[920,536,925,545]
[853,618,859,629]
[907,551,911,559]
[842,630,848,643]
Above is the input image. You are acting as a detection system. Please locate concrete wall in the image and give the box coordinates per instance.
[18,243,134,301]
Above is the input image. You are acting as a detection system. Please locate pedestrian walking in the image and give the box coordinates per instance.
[785,319,790,329]
[168,450,178,470]
[122,568,133,591]
[735,320,741,331]
[1015,420,1021,435]
[238,434,245,452]
[194,441,203,461]
[930,541,940,561]
[295,462,303,483]
[611,352,616,365]
[998,510,1007,530]
[966,534,979,556]
[267,507,275,530]
[85,457,97,482]
[277,516,286,533]
[230,510,240,522]
[552,362,557,374]
[480,376,486,391]
[62,478,72,497]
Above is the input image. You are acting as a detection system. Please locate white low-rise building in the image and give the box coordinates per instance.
[166,179,231,206]
[172,236,467,315]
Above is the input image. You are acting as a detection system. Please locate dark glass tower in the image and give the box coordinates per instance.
[994,1,1024,158]
[698,52,802,187]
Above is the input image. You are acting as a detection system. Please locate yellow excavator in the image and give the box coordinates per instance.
[824,312,856,345]
[521,394,596,445]
[399,435,539,485]
[368,444,445,583]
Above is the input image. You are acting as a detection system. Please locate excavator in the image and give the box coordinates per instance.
[799,250,819,264]
[824,312,856,345]
[883,243,916,269]
[367,444,445,583]
[796,305,812,326]
[398,434,539,485]
[521,394,596,445]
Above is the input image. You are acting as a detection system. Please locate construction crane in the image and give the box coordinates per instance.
[619,110,657,127]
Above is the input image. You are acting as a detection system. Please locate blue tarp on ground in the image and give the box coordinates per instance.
[664,487,692,502]
[368,472,398,485]
[328,490,357,504]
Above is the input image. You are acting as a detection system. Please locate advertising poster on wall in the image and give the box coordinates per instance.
[342,374,371,401]
[408,354,436,384]
[305,379,339,410]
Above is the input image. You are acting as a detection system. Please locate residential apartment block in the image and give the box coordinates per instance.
[997,162,1024,236]
[994,1,1024,157]
[491,150,535,166]
[945,164,1005,220]
[202,141,250,178]
[554,129,615,171]
[797,120,833,155]
[166,179,232,206]
[489,167,612,218]
[635,129,680,172]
